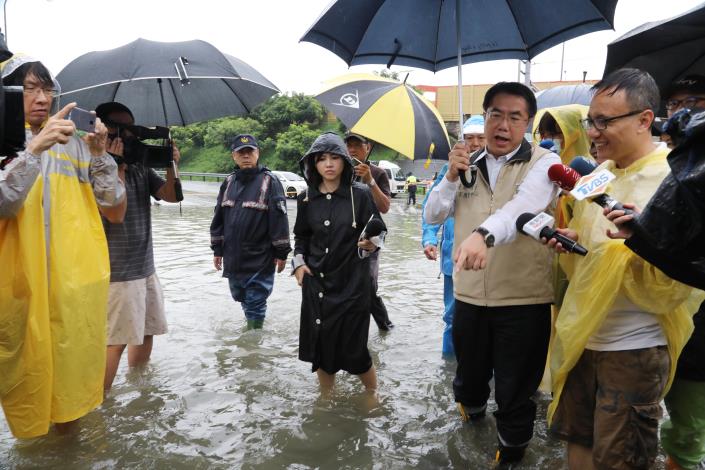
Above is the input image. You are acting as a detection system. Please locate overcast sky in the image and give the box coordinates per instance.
[4,0,702,94]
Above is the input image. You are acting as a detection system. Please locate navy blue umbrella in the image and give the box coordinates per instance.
[302,0,617,141]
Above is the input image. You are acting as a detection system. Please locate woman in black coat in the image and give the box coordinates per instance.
[291,132,386,394]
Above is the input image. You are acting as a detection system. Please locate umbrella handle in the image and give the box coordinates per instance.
[174,178,184,202]
[459,165,477,188]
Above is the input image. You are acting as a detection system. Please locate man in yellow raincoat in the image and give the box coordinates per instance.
[546,68,700,470]
[0,56,126,438]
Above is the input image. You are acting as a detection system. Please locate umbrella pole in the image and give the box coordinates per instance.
[456,0,476,188]
[157,78,184,212]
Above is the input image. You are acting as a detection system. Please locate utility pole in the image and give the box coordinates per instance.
[523,60,532,87]
[519,60,532,87]
[559,43,565,81]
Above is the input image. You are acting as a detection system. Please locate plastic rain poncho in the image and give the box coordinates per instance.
[547,145,704,424]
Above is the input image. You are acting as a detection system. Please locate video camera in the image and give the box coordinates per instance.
[106,122,174,168]
[0,33,25,162]
[662,107,705,148]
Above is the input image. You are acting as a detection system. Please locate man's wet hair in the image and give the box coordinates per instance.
[592,68,660,112]
[483,82,537,118]
[3,61,53,88]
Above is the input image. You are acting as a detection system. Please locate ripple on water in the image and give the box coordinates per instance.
[1,182,582,468]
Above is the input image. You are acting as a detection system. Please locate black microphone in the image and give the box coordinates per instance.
[516,212,588,256]
[361,217,386,239]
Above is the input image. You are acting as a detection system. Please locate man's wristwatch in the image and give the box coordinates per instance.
[473,227,495,248]
[367,178,376,188]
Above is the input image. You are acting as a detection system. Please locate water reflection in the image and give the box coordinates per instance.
[1,180,575,468]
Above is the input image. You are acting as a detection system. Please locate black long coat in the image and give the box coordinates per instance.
[294,182,383,374]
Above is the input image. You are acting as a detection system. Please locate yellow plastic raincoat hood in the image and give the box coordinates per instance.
[548,145,703,424]
[533,104,591,165]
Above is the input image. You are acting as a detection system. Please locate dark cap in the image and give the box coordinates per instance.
[664,75,705,99]
[343,132,369,144]
[95,101,135,122]
[231,134,259,151]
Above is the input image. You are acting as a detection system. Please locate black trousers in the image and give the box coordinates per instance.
[369,250,392,329]
[452,300,551,446]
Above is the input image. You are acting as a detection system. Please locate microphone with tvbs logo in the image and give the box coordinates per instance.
[547,163,635,218]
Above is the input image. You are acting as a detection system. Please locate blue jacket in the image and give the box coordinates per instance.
[421,164,454,276]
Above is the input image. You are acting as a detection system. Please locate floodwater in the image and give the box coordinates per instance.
[0,180,664,469]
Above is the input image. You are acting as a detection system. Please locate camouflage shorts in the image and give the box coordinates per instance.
[550,346,670,469]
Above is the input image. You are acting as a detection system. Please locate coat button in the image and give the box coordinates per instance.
[324,220,330,226]
[325,248,329,253]
[326,194,332,200]
[319,273,324,278]
[315,319,321,325]
[318,292,323,298]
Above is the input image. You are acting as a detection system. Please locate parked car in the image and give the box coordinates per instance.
[272,171,308,198]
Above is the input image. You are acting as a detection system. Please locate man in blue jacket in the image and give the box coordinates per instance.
[421,115,485,358]
[210,134,292,329]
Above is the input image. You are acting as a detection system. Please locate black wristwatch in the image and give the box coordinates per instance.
[473,227,495,248]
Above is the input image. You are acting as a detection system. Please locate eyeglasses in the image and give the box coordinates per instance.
[23,86,57,98]
[665,96,705,111]
[581,109,645,131]
[485,110,528,128]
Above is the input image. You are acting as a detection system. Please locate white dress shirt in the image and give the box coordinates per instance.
[423,144,561,246]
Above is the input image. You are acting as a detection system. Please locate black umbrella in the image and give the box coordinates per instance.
[56,38,279,127]
[301,0,617,186]
[604,3,705,92]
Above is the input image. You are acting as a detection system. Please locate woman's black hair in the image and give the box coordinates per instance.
[537,112,561,137]
[3,61,53,88]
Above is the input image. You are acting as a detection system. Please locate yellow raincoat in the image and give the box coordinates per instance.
[532,104,591,166]
[0,139,114,438]
[547,145,703,424]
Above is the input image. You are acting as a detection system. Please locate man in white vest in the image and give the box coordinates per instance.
[425,82,560,467]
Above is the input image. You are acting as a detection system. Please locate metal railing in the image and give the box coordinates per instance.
[154,170,230,182]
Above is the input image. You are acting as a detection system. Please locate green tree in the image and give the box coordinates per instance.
[170,121,207,148]
[263,123,320,173]
[374,69,401,81]
[203,117,265,148]
[252,93,326,139]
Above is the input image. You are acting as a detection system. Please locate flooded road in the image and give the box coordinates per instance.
[2,180,582,469]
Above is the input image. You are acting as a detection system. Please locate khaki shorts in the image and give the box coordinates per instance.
[550,346,669,470]
[107,273,167,346]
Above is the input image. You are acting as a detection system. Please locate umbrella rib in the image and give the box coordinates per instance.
[59,76,279,96]
[354,52,436,66]
[676,51,705,81]
[308,30,356,64]
[433,0,443,67]
[167,79,187,127]
[222,78,251,114]
[526,19,613,52]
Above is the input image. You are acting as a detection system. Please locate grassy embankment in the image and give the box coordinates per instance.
[178,121,403,178]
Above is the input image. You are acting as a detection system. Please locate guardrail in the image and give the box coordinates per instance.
[154,170,230,182]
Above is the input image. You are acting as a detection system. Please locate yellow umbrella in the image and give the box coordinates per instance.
[315,73,450,160]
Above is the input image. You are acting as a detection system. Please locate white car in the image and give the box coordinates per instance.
[272,171,308,198]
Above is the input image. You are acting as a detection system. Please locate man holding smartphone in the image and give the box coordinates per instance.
[345,132,394,331]
[95,101,182,392]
